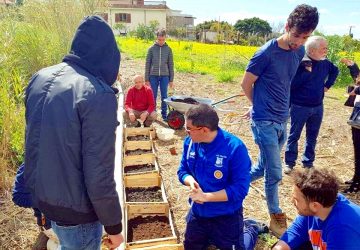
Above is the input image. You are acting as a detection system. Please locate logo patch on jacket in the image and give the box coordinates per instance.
[214,170,223,179]
[215,155,226,167]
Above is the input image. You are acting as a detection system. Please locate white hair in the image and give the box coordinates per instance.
[305,36,327,53]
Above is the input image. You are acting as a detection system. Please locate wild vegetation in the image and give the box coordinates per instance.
[0,0,107,189]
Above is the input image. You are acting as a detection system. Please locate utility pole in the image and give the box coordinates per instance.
[349,25,355,38]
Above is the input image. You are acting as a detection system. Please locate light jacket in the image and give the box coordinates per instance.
[145,42,174,82]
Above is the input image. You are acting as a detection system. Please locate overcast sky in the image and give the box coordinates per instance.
[165,0,360,39]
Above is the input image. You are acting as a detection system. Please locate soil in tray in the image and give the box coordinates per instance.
[127,215,173,242]
[127,135,150,141]
[126,187,163,202]
[124,163,155,174]
[171,97,199,104]
[125,149,152,155]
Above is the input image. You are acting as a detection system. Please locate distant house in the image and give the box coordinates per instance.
[106,0,168,34]
[104,1,195,36]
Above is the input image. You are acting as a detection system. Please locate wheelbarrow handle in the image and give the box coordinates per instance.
[212,93,245,106]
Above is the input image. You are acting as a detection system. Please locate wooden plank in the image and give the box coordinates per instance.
[123,153,156,167]
[129,244,184,250]
[124,172,161,188]
[124,140,153,151]
[126,203,169,219]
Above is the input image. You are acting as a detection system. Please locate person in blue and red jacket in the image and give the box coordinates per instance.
[272,168,360,250]
[284,36,339,174]
[177,104,267,250]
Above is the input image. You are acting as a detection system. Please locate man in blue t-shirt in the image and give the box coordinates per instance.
[272,168,360,250]
[241,4,319,237]
[178,104,267,250]
[284,36,339,174]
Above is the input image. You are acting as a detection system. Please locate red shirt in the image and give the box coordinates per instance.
[125,85,155,113]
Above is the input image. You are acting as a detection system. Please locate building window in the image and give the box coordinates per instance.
[115,13,131,23]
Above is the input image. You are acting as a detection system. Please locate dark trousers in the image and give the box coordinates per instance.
[352,127,360,179]
[285,104,323,167]
[184,208,258,250]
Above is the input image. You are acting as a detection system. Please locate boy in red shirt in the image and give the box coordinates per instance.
[125,75,157,127]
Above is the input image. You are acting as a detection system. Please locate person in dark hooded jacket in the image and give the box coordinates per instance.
[24,15,123,249]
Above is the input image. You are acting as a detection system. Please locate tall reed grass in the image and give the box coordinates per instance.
[0,0,106,189]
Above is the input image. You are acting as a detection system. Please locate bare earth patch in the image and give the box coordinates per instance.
[1,55,359,249]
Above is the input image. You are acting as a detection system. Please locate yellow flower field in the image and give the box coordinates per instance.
[117,37,258,82]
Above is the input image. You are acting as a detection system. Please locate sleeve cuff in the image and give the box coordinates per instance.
[104,223,122,235]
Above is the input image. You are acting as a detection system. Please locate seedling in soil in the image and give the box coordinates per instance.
[126,187,163,202]
[124,163,155,174]
[127,215,172,242]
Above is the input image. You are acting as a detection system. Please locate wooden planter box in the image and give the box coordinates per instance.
[125,127,156,141]
[125,209,178,250]
[124,172,169,220]
[123,153,159,176]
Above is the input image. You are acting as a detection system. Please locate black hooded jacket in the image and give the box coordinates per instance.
[24,16,122,234]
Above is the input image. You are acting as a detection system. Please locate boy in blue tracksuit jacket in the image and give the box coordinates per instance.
[177,104,262,250]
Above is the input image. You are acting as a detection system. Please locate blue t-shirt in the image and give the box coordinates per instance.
[291,57,339,107]
[246,39,304,123]
[177,128,251,217]
[281,194,360,250]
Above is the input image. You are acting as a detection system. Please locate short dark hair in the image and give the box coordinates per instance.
[293,168,339,208]
[156,28,166,37]
[185,104,219,131]
[287,4,319,34]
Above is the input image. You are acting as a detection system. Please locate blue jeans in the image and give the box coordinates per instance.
[51,221,102,250]
[149,76,169,119]
[250,120,287,214]
[184,208,258,250]
[285,104,323,167]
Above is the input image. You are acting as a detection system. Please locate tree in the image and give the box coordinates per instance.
[234,17,272,37]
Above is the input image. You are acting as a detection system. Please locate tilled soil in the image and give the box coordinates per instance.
[125,149,152,155]
[127,135,150,141]
[2,54,360,249]
[127,215,173,242]
[125,187,163,202]
[124,163,155,174]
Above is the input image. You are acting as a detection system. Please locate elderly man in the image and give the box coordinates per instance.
[177,104,267,250]
[125,74,157,127]
[284,36,339,174]
[272,168,360,250]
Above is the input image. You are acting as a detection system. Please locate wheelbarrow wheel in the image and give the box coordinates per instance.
[167,111,185,130]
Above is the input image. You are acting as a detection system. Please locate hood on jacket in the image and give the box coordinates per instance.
[63,15,120,86]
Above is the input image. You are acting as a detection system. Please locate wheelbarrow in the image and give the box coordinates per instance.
[163,94,243,129]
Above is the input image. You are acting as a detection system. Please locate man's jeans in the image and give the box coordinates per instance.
[250,120,287,214]
[285,104,323,167]
[51,221,102,250]
[149,76,169,119]
[184,208,258,250]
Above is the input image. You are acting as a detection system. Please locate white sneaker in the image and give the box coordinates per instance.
[284,165,294,175]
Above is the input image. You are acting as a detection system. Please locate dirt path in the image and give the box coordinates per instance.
[1,55,359,249]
